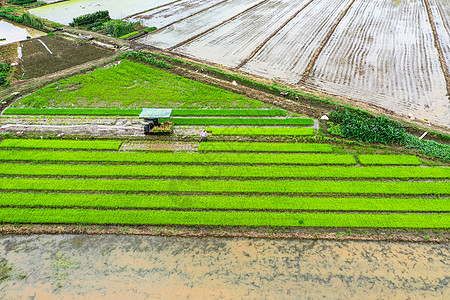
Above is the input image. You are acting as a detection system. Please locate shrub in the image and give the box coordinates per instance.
[69,10,110,27]
[7,0,36,5]
[0,63,12,86]
[0,12,23,23]
[403,134,450,162]
[22,13,44,29]
[103,19,140,37]
[126,51,172,69]
[329,108,405,144]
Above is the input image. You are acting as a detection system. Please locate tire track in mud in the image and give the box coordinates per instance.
[144,0,230,34]
[423,0,450,100]
[300,0,356,80]
[168,0,270,50]
[124,0,182,19]
[236,0,315,69]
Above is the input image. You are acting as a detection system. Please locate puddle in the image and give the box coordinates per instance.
[0,20,45,46]
[0,234,448,299]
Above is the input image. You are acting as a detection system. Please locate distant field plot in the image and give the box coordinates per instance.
[129,0,225,29]
[429,0,450,70]
[140,0,264,49]
[308,0,448,125]
[240,0,351,82]
[173,118,313,126]
[207,127,314,136]
[29,0,175,25]
[198,142,332,152]
[175,0,312,68]
[0,139,122,150]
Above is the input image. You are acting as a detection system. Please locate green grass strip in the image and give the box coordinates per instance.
[0,150,356,165]
[358,155,422,165]
[0,208,447,228]
[173,118,313,126]
[1,164,448,179]
[0,193,448,212]
[3,108,286,117]
[207,127,314,136]
[0,178,448,195]
[198,142,332,152]
[0,139,122,150]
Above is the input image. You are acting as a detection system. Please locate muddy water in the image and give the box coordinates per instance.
[0,20,44,46]
[29,0,175,25]
[0,235,448,299]
[429,0,450,71]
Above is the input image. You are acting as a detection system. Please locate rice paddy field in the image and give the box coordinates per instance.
[0,134,448,229]
[29,0,449,127]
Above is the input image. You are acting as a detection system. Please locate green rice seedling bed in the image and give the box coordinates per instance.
[0,208,447,228]
[1,164,448,180]
[3,108,286,117]
[1,178,448,195]
[173,118,313,126]
[0,150,356,165]
[358,155,422,165]
[198,142,332,152]
[0,139,122,150]
[13,60,263,109]
[206,127,314,136]
[1,193,447,212]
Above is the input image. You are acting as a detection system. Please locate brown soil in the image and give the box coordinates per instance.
[0,224,448,243]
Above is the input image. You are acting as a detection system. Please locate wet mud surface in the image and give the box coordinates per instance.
[0,234,448,299]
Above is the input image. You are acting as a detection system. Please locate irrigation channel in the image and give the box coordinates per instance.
[0,234,448,299]
[29,0,450,128]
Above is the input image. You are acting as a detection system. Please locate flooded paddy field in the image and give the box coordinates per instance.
[0,234,448,299]
[308,0,448,126]
[138,0,264,50]
[0,20,45,46]
[29,0,176,25]
[429,0,450,70]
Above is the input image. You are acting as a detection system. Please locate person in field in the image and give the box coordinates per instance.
[200,129,208,142]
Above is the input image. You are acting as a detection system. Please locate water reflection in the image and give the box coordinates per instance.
[0,19,45,46]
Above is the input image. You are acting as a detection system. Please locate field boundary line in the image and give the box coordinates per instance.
[168,0,270,50]
[236,0,315,69]
[124,0,182,19]
[422,0,450,100]
[300,0,356,80]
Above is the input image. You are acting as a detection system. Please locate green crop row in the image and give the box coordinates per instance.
[358,155,422,165]
[0,139,122,150]
[2,108,285,117]
[1,164,448,179]
[174,118,313,126]
[1,193,448,212]
[206,127,315,136]
[0,208,447,228]
[1,178,448,195]
[0,150,356,165]
[198,142,332,152]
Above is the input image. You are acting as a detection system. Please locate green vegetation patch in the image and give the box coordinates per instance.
[174,118,313,126]
[0,208,447,228]
[358,155,422,165]
[1,164,448,179]
[207,127,314,136]
[0,139,122,150]
[0,150,356,165]
[1,178,448,195]
[198,142,332,152]
[3,108,285,117]
[1,193,448,212]
[13,60,263,109]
